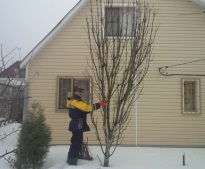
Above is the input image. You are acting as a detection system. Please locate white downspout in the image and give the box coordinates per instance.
[135,99,138,145]
[23,81,28,121]
[22,65,28,121]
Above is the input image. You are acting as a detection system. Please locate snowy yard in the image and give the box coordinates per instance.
[0,123,205,169]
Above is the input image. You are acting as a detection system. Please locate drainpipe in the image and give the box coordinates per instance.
[23,81,28,122]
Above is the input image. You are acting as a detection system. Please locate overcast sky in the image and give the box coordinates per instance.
[0,0,79,67]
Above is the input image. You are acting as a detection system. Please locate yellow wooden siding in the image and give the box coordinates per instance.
[26,0,205,146]
[26,0,137,145]
[137,0,205,146]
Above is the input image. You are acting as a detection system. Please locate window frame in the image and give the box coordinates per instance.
[102,3,137,39]
[181,78,201,114]
[56,76,91,111]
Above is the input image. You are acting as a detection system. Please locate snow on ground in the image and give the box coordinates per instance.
[0,123,205,169]
[43,146,205,169]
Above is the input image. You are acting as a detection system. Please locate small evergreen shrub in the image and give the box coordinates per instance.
[14,102,52,169]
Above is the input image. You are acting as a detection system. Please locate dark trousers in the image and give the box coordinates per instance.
[69,132,83,158]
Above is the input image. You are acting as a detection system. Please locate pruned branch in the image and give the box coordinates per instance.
[0,126,21,141]
[0,148,17,168]
[0,148,17,159]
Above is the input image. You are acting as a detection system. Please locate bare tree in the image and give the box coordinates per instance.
[0,45,25,121]
[0,45,25,165]
[85,0,158,166]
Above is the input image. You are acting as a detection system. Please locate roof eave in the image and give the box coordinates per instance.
[20,0,87,69]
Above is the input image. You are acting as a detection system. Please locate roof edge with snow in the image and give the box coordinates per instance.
[20,0,87,69]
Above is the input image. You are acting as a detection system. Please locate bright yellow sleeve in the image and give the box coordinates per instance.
[66,99,71,108]
[67,99,92,112]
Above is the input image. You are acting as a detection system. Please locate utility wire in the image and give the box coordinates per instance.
[165,58,205,68]
[159,58,205,76]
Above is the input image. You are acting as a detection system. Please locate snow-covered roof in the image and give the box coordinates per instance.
[20,0,205,69]
[0,78,26,86]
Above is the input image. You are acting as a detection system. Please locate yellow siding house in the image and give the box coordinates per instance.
[20,0,205,147]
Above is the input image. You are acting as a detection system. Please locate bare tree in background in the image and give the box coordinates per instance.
[0,45,24,165]
[85,0,158,166]
[0,45,25,122]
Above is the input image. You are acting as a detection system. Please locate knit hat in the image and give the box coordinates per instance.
[73,86,84,92]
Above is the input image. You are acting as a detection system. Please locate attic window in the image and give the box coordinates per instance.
[104,4,136,37]
[57,77,90,110]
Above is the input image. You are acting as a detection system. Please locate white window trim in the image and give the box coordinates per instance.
[102,3,137,39]
[181,78,201,114]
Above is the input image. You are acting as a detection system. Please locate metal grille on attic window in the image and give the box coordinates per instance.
[105,6,135,37]
[184,81,196,112]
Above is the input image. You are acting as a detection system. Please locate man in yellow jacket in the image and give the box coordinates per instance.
[66,86,106,165]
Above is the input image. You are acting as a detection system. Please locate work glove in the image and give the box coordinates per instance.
[99,101,106,107]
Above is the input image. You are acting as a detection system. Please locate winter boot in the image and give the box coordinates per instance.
[67,152,77,165]
[68,157,77,165]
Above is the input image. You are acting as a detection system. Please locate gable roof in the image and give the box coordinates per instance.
[20,0,205,69]
[0,61,25,78]
[20,0,87,69]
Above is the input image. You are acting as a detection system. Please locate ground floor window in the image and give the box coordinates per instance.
[57,77,90,110]
[182,79,200,114]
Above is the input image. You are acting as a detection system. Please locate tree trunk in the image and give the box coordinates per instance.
[104,144,111,167]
